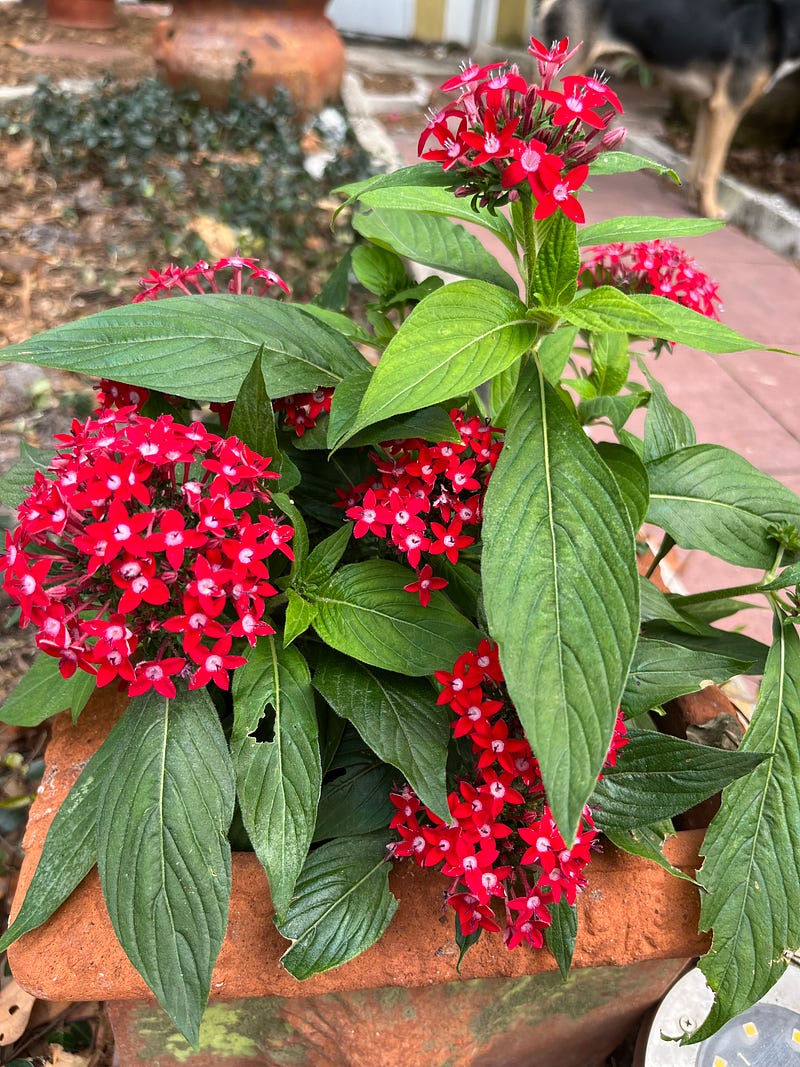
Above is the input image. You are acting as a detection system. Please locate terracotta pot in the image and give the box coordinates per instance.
[7,687,709,1066]
[45,0,115,29]
[152,0,345,112]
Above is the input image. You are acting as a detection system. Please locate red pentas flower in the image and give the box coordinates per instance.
[580,240,723,322]
[418,37,625,214]
[388,638,628,950]
[0,410,292,698]
[339,409,503,605]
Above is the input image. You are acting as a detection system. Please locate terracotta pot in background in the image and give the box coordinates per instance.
[46,0,115,30]
[8,689,709,1067]
[152,0,345,111]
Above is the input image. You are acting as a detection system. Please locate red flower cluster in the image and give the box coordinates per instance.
[131,254,290,303]
[389,642,629,948]
[338,410,504,603]
[419,36,626,217]
[580,240,723,320]
[0,410,293,697]
[96,255,333,438]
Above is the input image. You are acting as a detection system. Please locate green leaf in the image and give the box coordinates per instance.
[310,560,480,676]
[283,589,319,646]
[545,900,578,979]
[482,361,639,837]
[0,712,120,953]
[604,826,694,882]
[639,578,714,636]
[0,653,96,727]
[271,491,308,579]
[276,832,398,980]
[353,207,518,293]
[313,648,449,819]
[579,215,724,246]
[95,685,235,1045]
[230,640,321,920]
[622,633,751,716]
[297,523,353,591]
[531,213,579,308]
[590,152,679,182]
[641,362,696,463]
[351,243,409,296]
[562,288,774,353]
[0,296,367,403]
[537,325,579,385]
[646,444,800,569]
[312,249,353,313]
[327,369,461,452]
[227,350,300,492]
[312,726,395,841]
[357,183,517,251]
[591,731,766,831]
[0,441,52,509]
[695,618,800,1040]
[343,281,535,440]
[295,303,373,346]
[595,442,649,531]
[590,332,630,396]
[490,359,520,423]
[334,162,454,211]
[577,392,648,433]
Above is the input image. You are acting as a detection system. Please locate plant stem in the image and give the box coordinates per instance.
[510,194,537,307]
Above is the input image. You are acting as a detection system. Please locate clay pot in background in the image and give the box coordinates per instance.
[152,0,345,111]
[46,0,115,29]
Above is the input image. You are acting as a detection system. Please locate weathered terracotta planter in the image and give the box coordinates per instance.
[46,0,115,29]
[152,0,345,111]
[8,687,709,1066]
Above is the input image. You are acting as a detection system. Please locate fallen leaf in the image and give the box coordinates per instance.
[0,977,36,1045]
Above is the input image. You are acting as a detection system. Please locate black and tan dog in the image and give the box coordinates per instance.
[540,0,800,217]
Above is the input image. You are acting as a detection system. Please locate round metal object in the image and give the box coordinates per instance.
[638,963,800,1066]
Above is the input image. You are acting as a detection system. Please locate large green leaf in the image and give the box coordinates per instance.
[482,361,639,837]
[640,362,696,463]
[327,368,461,451]
[312,727,395,842]
[604,826,694,882]
[590,332,630,396]
[0,711,121,952]
[590,152,679,182]
[0,296,366,402]
[579,216,724,246]
[353,207,518,293]
[342,281,535,440]
[695,618,800,1040]
[334,162,454,211]
[595,442,649,531]
[313,648,449,819]
[230,640,321,920]
[562,288,775,353]
[95,685,235,1045]
[0,652,96,727]
[357,184,517,251]
[622,633,752,715]
[646,445,800,568]
[530,213,579,308]
[310,560,480,676]
[591,731,766,831]
[227,351,300,492]
[276,832,398,980]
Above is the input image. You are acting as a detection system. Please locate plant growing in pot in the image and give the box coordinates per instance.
[1,38,799,1052]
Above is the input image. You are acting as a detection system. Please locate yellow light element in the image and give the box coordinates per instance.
[792,1027,800,1045]
[742,1021,758,1037]
[712,1057,728,1067]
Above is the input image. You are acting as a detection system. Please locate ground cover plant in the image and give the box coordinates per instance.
[0,36,799,1055]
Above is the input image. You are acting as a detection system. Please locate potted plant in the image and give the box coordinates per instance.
[1,37,798,1056]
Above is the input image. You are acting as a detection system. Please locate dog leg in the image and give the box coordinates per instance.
[697,66,771,219]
